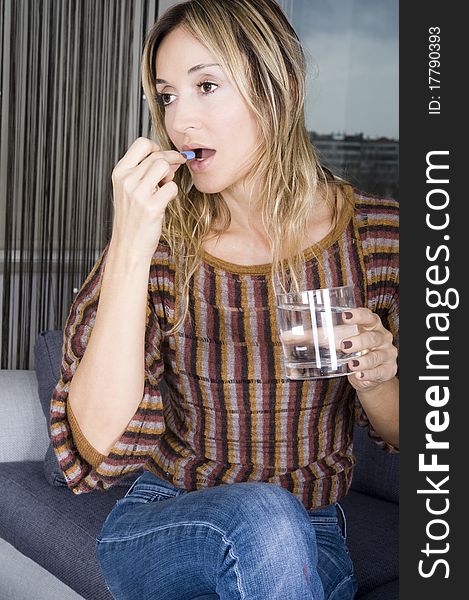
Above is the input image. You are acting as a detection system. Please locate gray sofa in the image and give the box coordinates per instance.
[0,330,399,599]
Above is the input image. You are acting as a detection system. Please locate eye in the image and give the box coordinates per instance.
[156,92,176,107]
[197,81,218,95]
[155,81,219,108]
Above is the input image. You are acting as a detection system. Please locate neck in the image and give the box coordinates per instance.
[219,179,264,232]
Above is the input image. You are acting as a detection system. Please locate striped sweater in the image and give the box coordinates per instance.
[50,185,399,510]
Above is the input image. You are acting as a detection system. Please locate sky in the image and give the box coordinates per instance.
[287,0,398,139]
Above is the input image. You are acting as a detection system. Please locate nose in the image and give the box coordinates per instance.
[166,93,203,135]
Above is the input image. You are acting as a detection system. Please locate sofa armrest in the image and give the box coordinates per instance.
[0,370,50,462]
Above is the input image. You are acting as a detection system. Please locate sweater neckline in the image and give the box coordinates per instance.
[200,184,355,275]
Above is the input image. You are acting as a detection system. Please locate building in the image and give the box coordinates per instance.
[310,132,399,199]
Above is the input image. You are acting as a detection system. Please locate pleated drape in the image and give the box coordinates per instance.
[1,0,159,369]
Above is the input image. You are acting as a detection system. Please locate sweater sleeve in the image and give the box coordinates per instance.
[354,194,399,454]
[50,242,166,494]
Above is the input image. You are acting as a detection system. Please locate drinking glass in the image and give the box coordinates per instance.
[276,285,362,379]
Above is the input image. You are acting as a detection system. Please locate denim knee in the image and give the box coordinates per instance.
[225,481,312,524]
[204,482,319,565]
[210,482,323,598]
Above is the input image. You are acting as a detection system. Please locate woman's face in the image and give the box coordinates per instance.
[155,26,260,196]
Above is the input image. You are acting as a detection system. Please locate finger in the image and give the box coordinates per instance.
[134,150,186,181]
[348,349,386,372]
[280,323,357,348]
[353,363,395,385]
[152,180,179,207]
[144,158,176,193]
[158,156,189,185]
[137,155,171,184]
[342,308,381,330]
[121,157,173,197]
[341,329,382,353]
[117,137,162,170]
[137,150,187,189]
[349,371,375,388]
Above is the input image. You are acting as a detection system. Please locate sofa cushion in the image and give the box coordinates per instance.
[350,424,399,503]
[341,490,399,598]
[34,330,140,487]
[0,370,50,462]
[34,330,72,486]
[356,579,399,600]
[0,461,126,600]
[0,538,85,599]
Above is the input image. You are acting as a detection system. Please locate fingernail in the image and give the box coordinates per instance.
[344,312,353,320]
[352,360,360,367]
[343,340,352,349]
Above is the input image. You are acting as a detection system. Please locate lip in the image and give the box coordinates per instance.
[181,143,214,152]
[187,152,216,172]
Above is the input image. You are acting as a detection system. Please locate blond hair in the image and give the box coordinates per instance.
[141,0,342,335]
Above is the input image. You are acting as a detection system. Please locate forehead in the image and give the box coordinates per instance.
[156,27,218,74]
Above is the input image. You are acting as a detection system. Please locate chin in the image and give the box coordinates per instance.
[192,180,225,195]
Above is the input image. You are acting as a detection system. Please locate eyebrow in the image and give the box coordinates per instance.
[155,63,221,85]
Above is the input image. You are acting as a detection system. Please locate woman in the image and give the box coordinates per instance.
[51,1,399,598]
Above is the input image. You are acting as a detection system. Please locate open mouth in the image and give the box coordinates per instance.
[193,148,216,161]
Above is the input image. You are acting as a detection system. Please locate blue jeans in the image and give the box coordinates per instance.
[96,471,357,599]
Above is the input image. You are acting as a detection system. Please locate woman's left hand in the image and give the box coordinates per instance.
[341,308,398,392]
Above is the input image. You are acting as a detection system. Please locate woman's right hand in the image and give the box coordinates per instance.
[110,137,187,260]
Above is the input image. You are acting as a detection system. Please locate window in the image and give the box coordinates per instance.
[279,0,398,197]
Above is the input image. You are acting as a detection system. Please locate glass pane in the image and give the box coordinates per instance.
[283,0,399,198]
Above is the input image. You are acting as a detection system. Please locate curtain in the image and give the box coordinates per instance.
[1,0,159,369]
